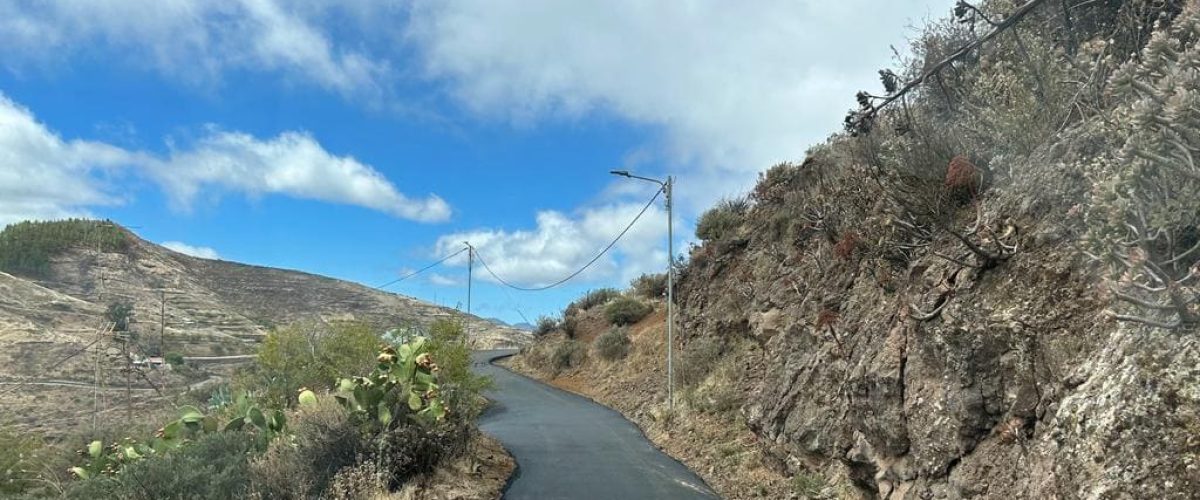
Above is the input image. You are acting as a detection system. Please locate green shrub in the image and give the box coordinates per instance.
[105,302,134,332]
[533,315,558,336]
[605,296,652,326]
[695,197,749,241]
[0,427,43,496]
[0,219,129,278]
[593,327,631,361]
[66,431,260,500]
[165,352,185,367]
[568,288,622,312]
[630,273,668,299]
[791,471,830,498]
[243,321,380,407]
[427,319,493,420]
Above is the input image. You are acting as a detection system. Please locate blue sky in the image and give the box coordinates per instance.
[0,0,950,324]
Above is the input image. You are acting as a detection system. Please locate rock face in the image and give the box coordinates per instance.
[679,175,1200,498]
[672,5,1200,496]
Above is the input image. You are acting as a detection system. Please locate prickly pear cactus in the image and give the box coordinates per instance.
[334,338,446,426]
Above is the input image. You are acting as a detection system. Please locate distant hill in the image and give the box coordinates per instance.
[482,316,534,332]
[0,220,531,434]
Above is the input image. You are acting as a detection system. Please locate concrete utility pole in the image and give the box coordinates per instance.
[610,170,675,411]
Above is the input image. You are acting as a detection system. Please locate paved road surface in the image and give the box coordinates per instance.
[473,350,718,500]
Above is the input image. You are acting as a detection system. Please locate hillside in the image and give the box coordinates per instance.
[509,2,1200,499]
[0,220,530,434]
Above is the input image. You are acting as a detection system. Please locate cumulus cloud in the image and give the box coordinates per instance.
[0,94,140,227]
[151,130,450,222]
[408,0,948,210]
[436,196,668,288]
[0,0,388,98]
[0,92,449,226]
[161,241,220,259]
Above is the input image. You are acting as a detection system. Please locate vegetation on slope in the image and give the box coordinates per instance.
[0,319,499,499]
[0,219,129,278]
[516,1,1200,498]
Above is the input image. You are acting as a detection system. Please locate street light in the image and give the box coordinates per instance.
[610,170,675,411]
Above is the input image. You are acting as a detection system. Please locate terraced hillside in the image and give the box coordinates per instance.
[0,221,531,435]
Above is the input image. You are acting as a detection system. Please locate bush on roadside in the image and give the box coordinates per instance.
[695,197,749,241]
[568,288,622,313]
[523,340,588,375]
[630,273,668,299]
[560,313,579,338]
[165,352,185,367]
[249,397,368,499]
[242,321,380,407]
[427,319,494,420]
[67,431,260,500]
[605,296,652,326]
[594,327,631,361]
[533,316,558,336]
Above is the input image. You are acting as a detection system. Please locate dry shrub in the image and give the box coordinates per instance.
[374,421,472,490]
[324,460,386,500]
[551,340,587,372]
[249,397,367,499]
[815,308,840,330]
[677,337,724,388]
[630,272,668,299]
[944,155,981,200]
[833,232,858,260]
[533,316,558,336]
[593,327,631,361]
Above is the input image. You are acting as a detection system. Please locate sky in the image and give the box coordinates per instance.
[0,0,952,325]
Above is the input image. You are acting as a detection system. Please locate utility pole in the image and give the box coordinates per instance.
[664,175,675,412]
[464,242,473,342]
[159,289,166,357]
[610,170,676,411]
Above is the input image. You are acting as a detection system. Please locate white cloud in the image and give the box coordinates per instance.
[161,241,220,259]
[408,0,950,210]
[427,273,459,286]
[436,198,668,288]
[151,129,450,222]
[0,94,141,227]
[0,0,388,99]
[0,92,450,226]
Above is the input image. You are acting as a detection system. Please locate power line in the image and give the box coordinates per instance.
[473,187,663,291]
[373,247,468,290]
[0,323,111,398]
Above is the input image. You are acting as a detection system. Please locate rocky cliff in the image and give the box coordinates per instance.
[674,1,1200,498]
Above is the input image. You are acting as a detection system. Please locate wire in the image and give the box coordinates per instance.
[473,187,663,291]
[374,247,468,290]
[0,326,108,397]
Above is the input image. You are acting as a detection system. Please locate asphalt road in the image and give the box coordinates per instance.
[472,350,718,500]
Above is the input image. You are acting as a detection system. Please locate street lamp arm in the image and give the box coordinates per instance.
[610,170,666,187]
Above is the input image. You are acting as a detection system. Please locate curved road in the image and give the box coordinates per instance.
[472,350,717,500]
